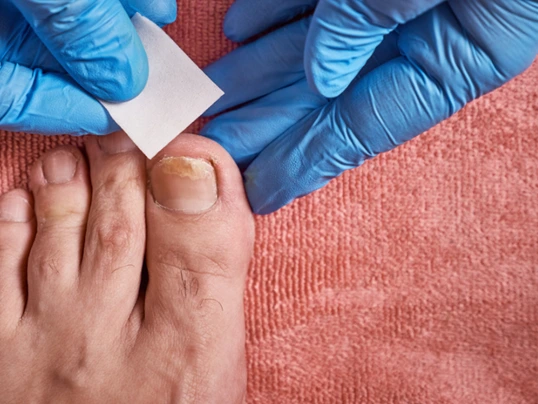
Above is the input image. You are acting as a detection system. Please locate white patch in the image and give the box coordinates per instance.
[100,14,223,159]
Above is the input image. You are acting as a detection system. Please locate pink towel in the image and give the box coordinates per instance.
[1,1,537,402]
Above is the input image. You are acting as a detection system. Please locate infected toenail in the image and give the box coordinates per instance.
[42,150,77,184]
[98,131,137,154]
[151,156,217,213]
[0,194,33,222]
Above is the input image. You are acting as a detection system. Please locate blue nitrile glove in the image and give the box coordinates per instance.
[202,0,538,214]
[0,0,176,135]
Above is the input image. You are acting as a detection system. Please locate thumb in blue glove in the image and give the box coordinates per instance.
[0,0,176,135]
[203,1,538,214]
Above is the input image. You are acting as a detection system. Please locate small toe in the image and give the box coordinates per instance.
[26,146,91,315]
[0,189,35,331]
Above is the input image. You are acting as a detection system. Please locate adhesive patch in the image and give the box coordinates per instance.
[100,14,224,159]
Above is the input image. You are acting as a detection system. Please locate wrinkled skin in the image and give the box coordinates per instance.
[0,132,253,403]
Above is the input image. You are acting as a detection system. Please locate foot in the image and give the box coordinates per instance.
[0,132,254,403]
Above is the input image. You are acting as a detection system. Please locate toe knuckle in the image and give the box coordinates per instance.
[97,165,144,196]
[92,216,138,253]
[88,171,145,254]
[33,256,63,281]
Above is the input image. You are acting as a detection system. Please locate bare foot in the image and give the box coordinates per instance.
[0,132,254,403]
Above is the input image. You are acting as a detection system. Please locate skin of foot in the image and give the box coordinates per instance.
[0,131,254,404]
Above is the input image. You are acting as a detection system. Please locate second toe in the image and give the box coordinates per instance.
[26,146,91,315]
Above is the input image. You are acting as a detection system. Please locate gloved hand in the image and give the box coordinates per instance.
[202,0,538,214]
[0,0,176,135]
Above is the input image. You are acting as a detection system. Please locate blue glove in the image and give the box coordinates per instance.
[202,0,538,214]
[0,0,176,135]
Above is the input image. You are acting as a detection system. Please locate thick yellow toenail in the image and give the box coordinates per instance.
[98,131,137,154]
[42,150,77,185]
[0,194,33,222]
[151,156,217,214]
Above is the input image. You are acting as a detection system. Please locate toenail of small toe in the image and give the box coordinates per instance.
[151,156,217,213]
[0,194,33,222]
[42,150,77,184]
[98,131,137,154]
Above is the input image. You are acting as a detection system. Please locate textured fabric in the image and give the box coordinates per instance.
[1,1,537,402]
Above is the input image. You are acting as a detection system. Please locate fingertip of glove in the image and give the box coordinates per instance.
[223,11,249,42]
[304,48,354,98]
[122,0,177,26]
[305,67,347,99]
[151,1,177,25]
[251,204,276,216]
[243,170,279,215]
[246,191,278,215]
[245,191,271,215]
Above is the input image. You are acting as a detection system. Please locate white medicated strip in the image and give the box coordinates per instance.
[100,14,224,159]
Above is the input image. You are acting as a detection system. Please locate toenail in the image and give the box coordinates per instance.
[42,150,77,184]
[151,156,218,213]
[0,194,33,222]
[98,131,137,154]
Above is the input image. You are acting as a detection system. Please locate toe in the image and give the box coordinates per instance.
[26,146,91,314]
[0,189,35,331]
[81,131,146,326]
[141,134,254,401]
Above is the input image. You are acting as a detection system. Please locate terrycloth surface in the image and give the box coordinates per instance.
[1,1,538,402]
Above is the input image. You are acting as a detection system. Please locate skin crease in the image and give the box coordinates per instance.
[0,132,254,403]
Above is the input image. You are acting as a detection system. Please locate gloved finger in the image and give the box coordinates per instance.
[1,0,176,74]
[305,0,444,98]
[205,16,400,117]
[203,18,311,116]
[245,4,538,214]
[0,62,118,135]
[119,0,177,26]
[448,0,538,80]
[0,0,63,73]
[13,0,149,102]
[201,31,399,168]
[223,0,317,42]
[201,79,327,168]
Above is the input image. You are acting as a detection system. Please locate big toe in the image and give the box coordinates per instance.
[141,134,254,402]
